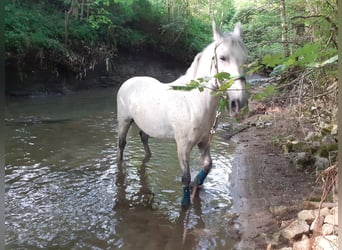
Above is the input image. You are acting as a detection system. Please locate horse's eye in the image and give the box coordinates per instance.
[220,55,228,62]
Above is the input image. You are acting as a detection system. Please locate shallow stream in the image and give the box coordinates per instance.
[5,87,239,249]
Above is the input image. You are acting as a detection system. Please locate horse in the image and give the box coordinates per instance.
[117,22,248,208]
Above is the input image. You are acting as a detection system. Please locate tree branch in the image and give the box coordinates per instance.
[291,15,337,32]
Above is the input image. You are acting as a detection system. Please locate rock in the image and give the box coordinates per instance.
[291,141,312,152]
[306,202,335,209]
[281,219,309,240]
[265,231,281,247]
[330,206,338,214]
[321,135,336,144]
[330,124,338,136]
[321,223,334,235]
[297,210,315,223]
[281,219,293,228]
[324,214,338,226]
[304,131,321,141]
[293,237,311,250]
[310,216,324,231]
[270,205,288,216]
[316,143,338,158]
[285,140,312,153]
[314,207,331,218]
[313,235,338,250]
[290,152,315,170]
[314,156,330,170]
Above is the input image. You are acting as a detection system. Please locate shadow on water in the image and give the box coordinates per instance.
[113,161,201,250]
[5,87,239,249]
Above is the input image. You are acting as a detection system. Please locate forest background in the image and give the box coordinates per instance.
[4,0,339,153]
[3,1,339,247]
[5,0,338,81]
[5,0,338,155]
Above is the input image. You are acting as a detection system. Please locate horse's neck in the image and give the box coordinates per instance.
[169,44,215,86]
[168,43,219,115]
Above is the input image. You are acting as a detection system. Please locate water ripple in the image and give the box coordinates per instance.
[6,89,238,249]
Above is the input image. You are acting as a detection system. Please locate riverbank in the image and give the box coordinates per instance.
[230,95,338,249]
[5,50,185,97]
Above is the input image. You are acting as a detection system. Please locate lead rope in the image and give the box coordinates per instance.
[209,96,225,144]
[208,42,224,144]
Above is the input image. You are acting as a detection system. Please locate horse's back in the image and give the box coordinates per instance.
[117,76,176,138]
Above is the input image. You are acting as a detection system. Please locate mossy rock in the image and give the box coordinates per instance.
[289,152,315,171]
[283,140,312,153]
[314,156,330,171]
[315,143,338,158]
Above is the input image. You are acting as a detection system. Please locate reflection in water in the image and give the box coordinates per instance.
[5,87,238,249]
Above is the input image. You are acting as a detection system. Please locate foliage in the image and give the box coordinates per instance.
[5,2,66,55]
[170,72,238,94]
[170,72,240,113]
[5,0,240,68]
[233,0,337,67]
[4,0,338,81]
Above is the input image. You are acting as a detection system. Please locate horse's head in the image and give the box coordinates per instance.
[212,22,248,117]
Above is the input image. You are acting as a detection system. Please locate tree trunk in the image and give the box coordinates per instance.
[86,0,89,20]
[65,0,76,43]
[167,0,173,21]
[80,0,84,19]
[72,0,79,19]
[279,0,289,56]
[65,11,69,44]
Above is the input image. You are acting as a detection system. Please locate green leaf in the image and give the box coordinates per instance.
[270,64,286,77]
[262,53,283,67]
[170,80,203,92]
[264,85,276,95]
[210,90,225,96]
[218,97,227,112]
[218,79,234,91]
[308,55,338,68]
[214,72,231,81]
[251,85,276,101]
[252,93,264,101]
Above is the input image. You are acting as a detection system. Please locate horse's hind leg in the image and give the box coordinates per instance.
[118,118,133,161]
[139,130,151,162]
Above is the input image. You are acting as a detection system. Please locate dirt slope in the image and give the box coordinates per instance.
[230,103,322,249]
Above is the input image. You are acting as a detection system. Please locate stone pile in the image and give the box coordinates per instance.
[283,124,338,173]
[277,205,338,250]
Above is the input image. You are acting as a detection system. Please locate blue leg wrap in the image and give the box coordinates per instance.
[196,170,208,185]
[181,186,191,208]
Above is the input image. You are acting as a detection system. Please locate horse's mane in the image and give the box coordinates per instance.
[168,52,202,86]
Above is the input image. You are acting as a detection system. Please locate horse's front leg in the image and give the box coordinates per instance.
[193,141,212,186]
[176,143,192,209]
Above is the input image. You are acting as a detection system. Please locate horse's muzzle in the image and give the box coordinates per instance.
[227,77,248,117]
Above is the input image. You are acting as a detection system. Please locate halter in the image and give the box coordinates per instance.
[208,41,246,142]
[211,41,246,89]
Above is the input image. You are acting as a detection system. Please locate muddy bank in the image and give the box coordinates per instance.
[5,50,185,97]
[229,106,324,249]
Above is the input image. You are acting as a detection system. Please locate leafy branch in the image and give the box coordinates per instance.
[170,72,253,120]
[170,72,239,95]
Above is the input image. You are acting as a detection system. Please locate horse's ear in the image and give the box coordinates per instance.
[212,20,223,41]
[233,22,242,37]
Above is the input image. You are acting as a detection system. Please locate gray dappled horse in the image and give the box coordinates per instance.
[117,22,248,208]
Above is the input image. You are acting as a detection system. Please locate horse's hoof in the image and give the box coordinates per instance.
[181,186,191,209]
[181,199,191,210]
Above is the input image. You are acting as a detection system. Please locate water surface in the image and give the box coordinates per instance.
[5,87,238,249]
